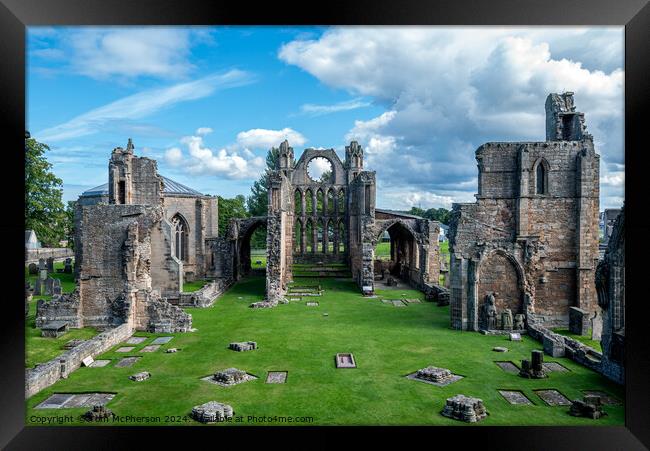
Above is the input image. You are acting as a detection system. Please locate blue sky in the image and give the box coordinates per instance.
[27,26,624,210]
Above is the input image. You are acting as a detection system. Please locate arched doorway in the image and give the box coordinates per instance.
[476,251,523,317]
[374,221,419,284]
[235,218,267,278]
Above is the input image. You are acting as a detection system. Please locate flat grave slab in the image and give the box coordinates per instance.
[306,302,319,307]
[381,299,393,304]
[543,362,569,372]
[141,345,161,352]
[392,300,406,307]
[493,347,508,352]
[126,337,147,345]
[151,336,173,345]
[495,361,520,374]
[265,371,288,384]
[509,332,522,341]
[36,393,115,409]
[81,356,94,367]
[535,389,572,406]
[403,299,421,303]
[499,390,533,405]
[116,346,135,353]
[335,353,357,368]
[88,360,111,368]
[582,390,621,405]
[115,356,140,368]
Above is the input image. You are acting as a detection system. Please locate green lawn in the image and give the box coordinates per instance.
[25,275,623,426]
[552,329,603,352]
[25,260,101,368]
[182,280,210,293]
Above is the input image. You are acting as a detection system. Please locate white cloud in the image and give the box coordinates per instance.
[164,147,183,165]
[35,70,255,142]
[65,28,205,80]
[280,27,624,209]
[300,98,371,116]
[196,127,213,135]
[236,127,307,150]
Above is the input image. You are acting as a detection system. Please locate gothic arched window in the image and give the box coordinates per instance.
[171,214,189,262]
[535,159,549,195]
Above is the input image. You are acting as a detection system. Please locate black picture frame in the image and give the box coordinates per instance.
[2,0,648,449]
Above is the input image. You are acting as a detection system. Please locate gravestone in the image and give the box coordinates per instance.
[335,353,357,368]
[46,257,55,273]
[116,346,135,353]
[151,336,173,345]
[38,258,46,272]
[495,361,519,374]
[266,371,287,384]
[166,348,179,353]
[543,362,569,372]
[34,278,42,296]
[82,405,114,422]
[36,393,114,409]
[492,347,508,352]
[52,278,62,296]
[141,345,160,352]
[229,341,257,352]
[569,395,607,419]
[499,390,533,405]
[519,350,547,379]
[43,277,56,296]
[392,300,406,307]
[501,309,513,331]
[64,258,73,274]
[535,389,571,406]
[441,395,488,423]
[89,360,111,368]
[543,335,565,357]
[129,371,151,382]
[191,401,234,423]
[591,311,602,341]
[28,263,38,275]
[509,332,522,341]
[81,356,94,367]
[115,357,140,368]
[126,336,146,345]
[569,306,590,336]
[306,301,319,307]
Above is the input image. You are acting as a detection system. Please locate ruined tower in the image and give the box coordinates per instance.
[448,93,600,331]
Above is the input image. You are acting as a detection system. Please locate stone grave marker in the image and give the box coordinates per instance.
[266,371,287,384]
[499,390,533,405]
[82,405,114,422]
[81,356,94,367]
[569,306,590,336]
[191,401,234,423]
[35,393,75,409]
[535,389,571,406]
[36,393,114,409]
[582,390,621,405]
[44,277,56,296]
[392,300,406,307]
[495,361,520,374]
[229,341,257,352]
[129,371,151,382]
[543,335,565,357]
[52,279,62,296]
[543,361,569,372]
[115,356,140,368]
[591,312,603,341]
[509,332,521,341]
[116,346,135,353]
[126,336,147,345]
[151,336,173,345]
[46,257,55,273]
[89,360,111,368]
[64,258,73,274]
[519,350,547,379]
[404,298,421,304]
[441,395,488,423]
[306,301,319,307]
[28,263,38,275]
[141,345,160,352]
[335,353,356,368]
[570,395,607,419]
[492,347,508,352]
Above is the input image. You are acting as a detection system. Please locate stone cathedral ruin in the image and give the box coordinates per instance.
[36,92,614,354]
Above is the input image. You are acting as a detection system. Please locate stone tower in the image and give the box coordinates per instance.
[108,138,163,206]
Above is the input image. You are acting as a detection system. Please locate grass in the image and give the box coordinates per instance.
[183,280,210,293]
[552,329,603,352]
[25,275,623,426]
[25,260,101,368]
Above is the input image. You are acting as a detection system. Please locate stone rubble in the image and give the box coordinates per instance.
[129,371,151,382]
[191,401,234,423]
[229,341,257,352]
[441,394,488,423]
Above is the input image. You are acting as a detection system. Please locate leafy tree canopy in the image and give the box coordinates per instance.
[218,194,249,237]
[25,132,67,247]
[246,147,279,217]
[406,206,452,225]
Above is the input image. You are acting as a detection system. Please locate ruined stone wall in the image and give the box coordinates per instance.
[449,94,599,331]
[26,323,134,398]
[108,142,163,206]
[596,207,624,384]
[25,248,74,264]
[149,218,182,299]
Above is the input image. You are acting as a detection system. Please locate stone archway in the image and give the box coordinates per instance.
[476,250,523,315]
[374,219,421,284]
[232,217,268,280]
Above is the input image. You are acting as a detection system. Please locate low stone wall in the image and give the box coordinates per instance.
[176,279,231,308]
[25,323,134,398]
[25,248,74,264]
[421,283,450,306]
[527,323,614,381]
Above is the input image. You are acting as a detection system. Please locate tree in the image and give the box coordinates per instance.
[406,206,452,225]
[217,195,249,237]
[25,132,67,247]
[246,147,280,217]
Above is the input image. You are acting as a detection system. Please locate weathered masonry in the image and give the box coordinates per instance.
[448,93,600,331]
[596,206,624,384]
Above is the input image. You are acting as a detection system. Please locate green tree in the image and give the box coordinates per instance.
[246,147,280,217]
[25,132,66,247]
[218,195,249,237]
